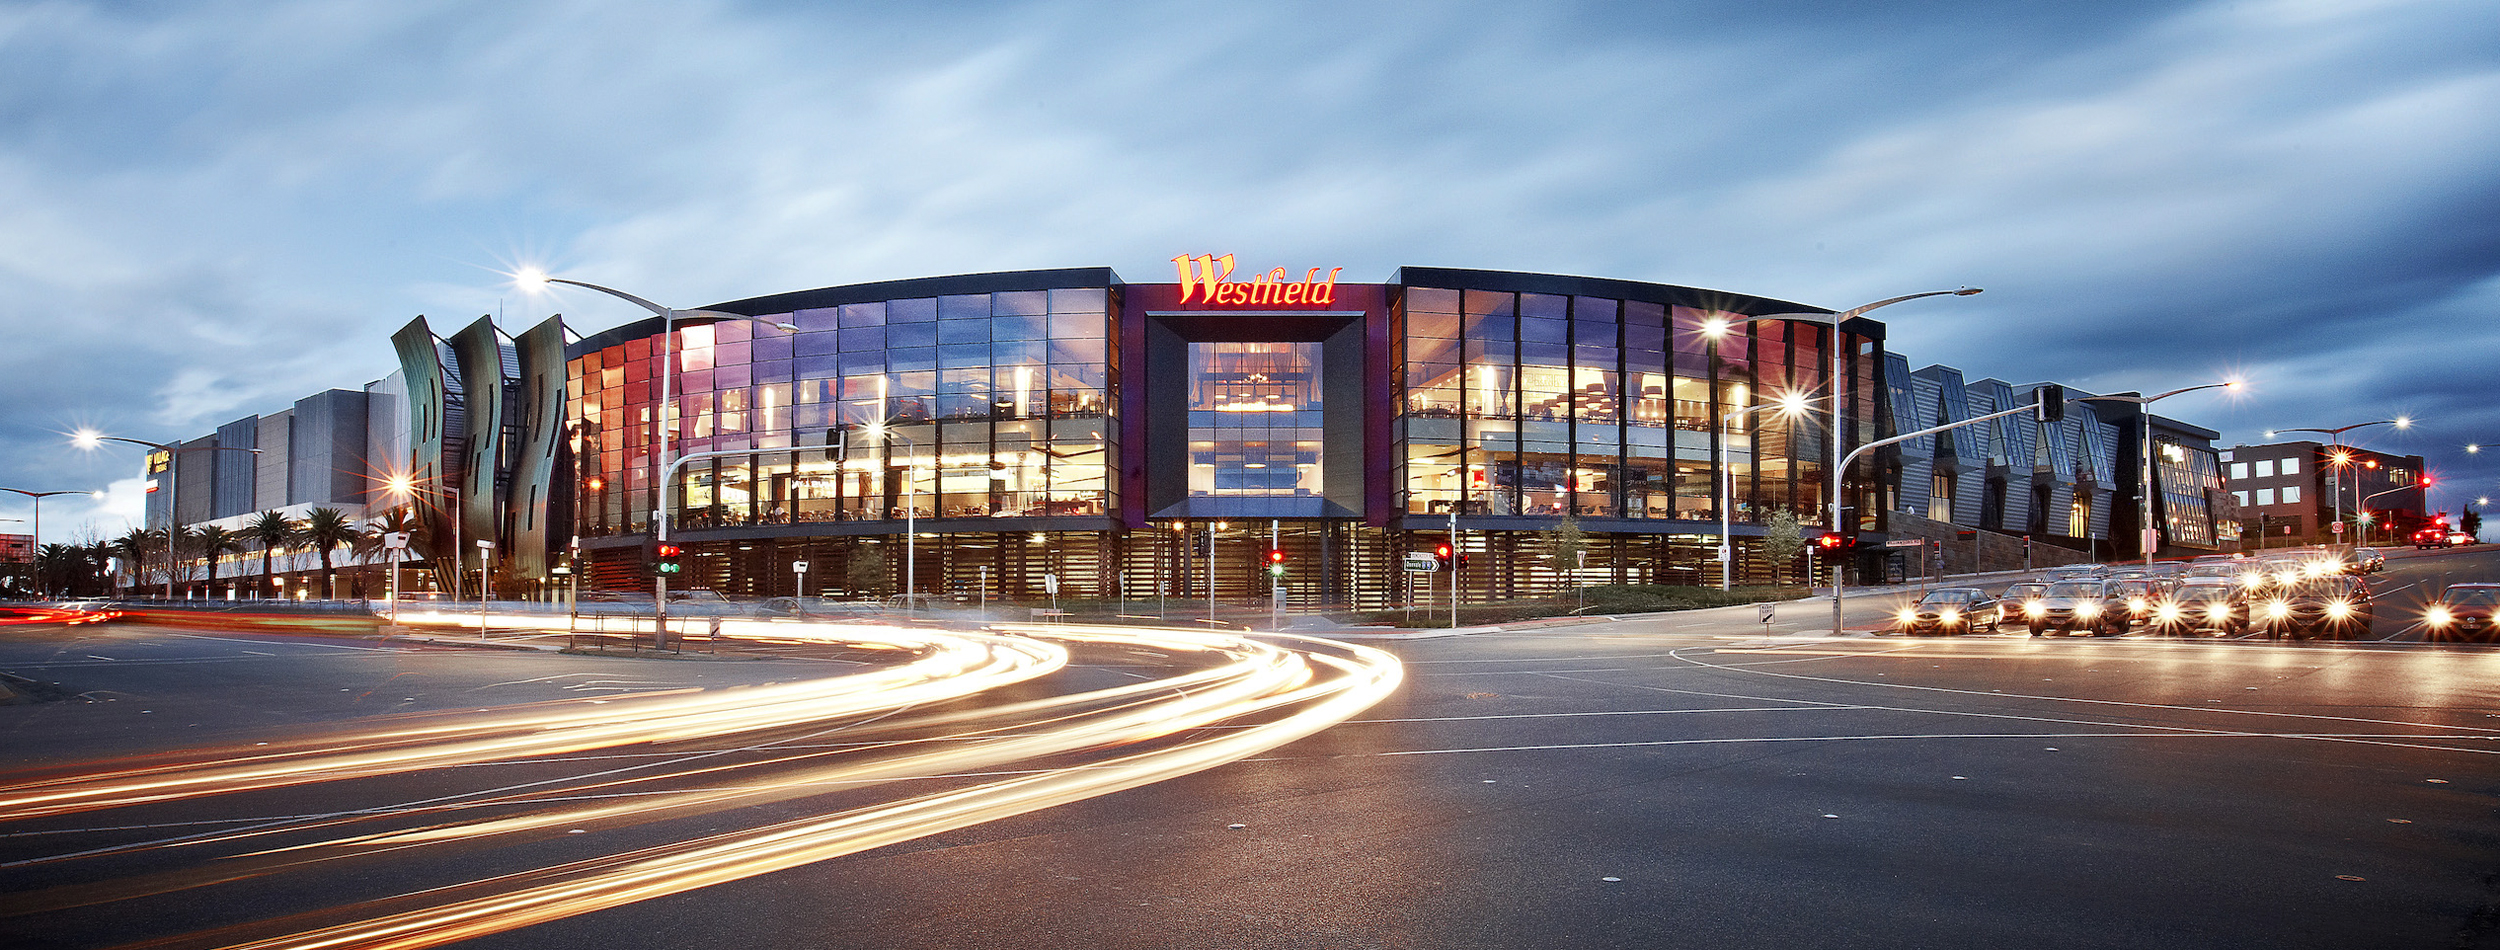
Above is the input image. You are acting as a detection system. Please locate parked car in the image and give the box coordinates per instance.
[2254,574,2375,640]
[2424,583,2499,642]
[2027,580,2129,637]
[1895,587,2002,635]
[2153,582,2246,636]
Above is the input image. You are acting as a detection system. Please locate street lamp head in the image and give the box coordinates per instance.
[1700,316,1731,338]
[511,266,551,295]
[772,322,800,332]
[1953,287,1984,296]
[70,428,102,450]
[1776,392,1810,415]
[2394,416,2412,430]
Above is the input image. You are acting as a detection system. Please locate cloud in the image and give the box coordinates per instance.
[2,0,2496,534]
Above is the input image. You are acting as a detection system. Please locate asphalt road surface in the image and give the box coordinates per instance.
[3,548,2496,950]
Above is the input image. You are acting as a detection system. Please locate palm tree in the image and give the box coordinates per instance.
[107,528,158,596]
[300,508,357,600]
[193,525,244,597]
[35,543,80,598]
[244,510,298,599]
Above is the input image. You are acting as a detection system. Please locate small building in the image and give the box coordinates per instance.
[2224,441,2427,549]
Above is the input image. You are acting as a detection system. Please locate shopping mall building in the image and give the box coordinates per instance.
[137,260,2239,606]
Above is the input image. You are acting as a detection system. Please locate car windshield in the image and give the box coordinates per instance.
[2175,585,2232,603]
[2005,585,2046,598]
[2444,588,2500,607]
[2044,582,2103,598]
[1919,590,1975,606]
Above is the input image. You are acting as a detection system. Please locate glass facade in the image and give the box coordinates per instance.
[1392,286,1863,529]
[568,287,1117,537]
[1188,342,1323,497]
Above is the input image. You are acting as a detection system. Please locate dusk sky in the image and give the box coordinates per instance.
[4,0,2495,545]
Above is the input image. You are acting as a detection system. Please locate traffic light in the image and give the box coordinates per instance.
[1265,548,1287,578]
[1456,552,1471,570]
[1434,541,1454,569]
[2421,475,2435,487]
[1815,534,1842,551]
[652,541,685,576]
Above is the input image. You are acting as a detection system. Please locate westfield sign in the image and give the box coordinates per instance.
[1171,254,1344,307]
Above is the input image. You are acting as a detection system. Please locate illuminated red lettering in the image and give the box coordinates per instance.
[1168,255,1345,309]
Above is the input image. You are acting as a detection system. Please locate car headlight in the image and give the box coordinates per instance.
[2155,604,2181,622]
[2127,598,2147,612]
[2239,572,2262,587]
[2077,604,2100,618]
[1939,609,1960,624]
[2264,600,2290,619]
[2275,573,2300,587]
[2205,604,2231,621]
[2025,602,2045,617]
[2428,606,2453,626]
[2326,600,2354,620]
[1898,609,1918,624]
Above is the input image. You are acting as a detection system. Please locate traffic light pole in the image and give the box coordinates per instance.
[1270,519,1281,631]
[1833,398,2049,637]
[654,446,760,648]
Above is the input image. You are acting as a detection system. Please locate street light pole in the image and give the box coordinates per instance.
[1,488,86,598]
[2071,380,2242,566]
[526,275,795,647]
[1717,395,1818,590]
[72,433,259,601]
[2265,419,2411,550]
[1707,288,1982,637]
[865,421,920,619]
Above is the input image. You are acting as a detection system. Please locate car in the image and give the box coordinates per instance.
[2238,555,2307,593]
[2109,578,2166,628]
[2450,532,2474,547]
[2253,574,2374,640]
[1895,587,2002,635]
[2026,580,2130,637]
[2414,526,2450,549]
[2001,582,2050,617]
[2424,583,2499,642]
[2181,561,2241,584]
[2152,582,2247,636]
[2043,565,2105,584]
[2351,547,2386,574]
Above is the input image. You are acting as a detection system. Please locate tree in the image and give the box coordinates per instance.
[193,525,243,596]
[107,529,160,595]
[2464,504,2484,543]
[300,508,358,600]
[35,543,85,598]
[1539,513,1588,587]
[1759,511,1806,584]
[244,510,298,599]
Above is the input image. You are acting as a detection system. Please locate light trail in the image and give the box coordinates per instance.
[0,626,1066,821]
[0,623,1401,950]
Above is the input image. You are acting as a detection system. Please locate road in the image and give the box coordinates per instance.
[2,547,2495,949]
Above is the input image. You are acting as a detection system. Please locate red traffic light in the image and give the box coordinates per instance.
[1435,542,1453,559]
[1266,548,1287,564]
[1815,534,1842,549]
[655,542,684,558]
[2421,475,2434,487]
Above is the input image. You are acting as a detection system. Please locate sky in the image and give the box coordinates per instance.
[2,0,2495,547]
